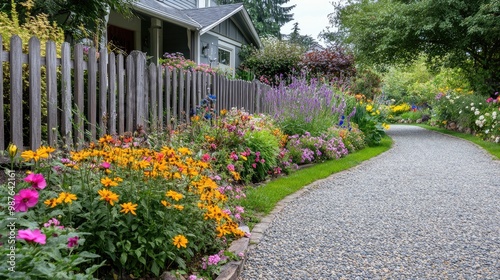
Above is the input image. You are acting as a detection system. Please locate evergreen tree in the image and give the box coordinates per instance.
[218,0,295,37]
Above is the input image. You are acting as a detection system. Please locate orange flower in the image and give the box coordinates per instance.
[101,177,119,187]
[98,189,119,206]
[166,190,183,201]
[172,235,188,248]
[120,202,138,215]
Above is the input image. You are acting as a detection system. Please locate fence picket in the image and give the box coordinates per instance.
[10,35,23,150]
[28,37,42,150]
[74,44,85,147]
[61,42,72,148]
[46,41,58,147]
[117,54,125,134]
[99,47,108,136]
[108,53,117,135]
[87,47,98,140]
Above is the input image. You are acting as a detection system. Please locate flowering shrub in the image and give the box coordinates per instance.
[0,141,245,278]
[264,76,355,136]
[326,125,366,153]
[286,132,348,164]
[160,52,215,73]
[300,46,356,85]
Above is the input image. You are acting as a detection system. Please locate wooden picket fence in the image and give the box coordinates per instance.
[0,35,272,151]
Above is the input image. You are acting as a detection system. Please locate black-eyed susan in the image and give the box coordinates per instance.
[101,177,119,187]
[56,192,77,204]
[172,235,188,248]
[166,190,183,201]
[44,198,58,208]
[98,189,119,206]
[120,202,138,215]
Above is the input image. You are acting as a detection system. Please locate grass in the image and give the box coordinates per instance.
[240,136,393,228]
[415,124,500,160]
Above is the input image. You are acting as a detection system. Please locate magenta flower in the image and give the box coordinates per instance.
[17,229,46,245]
[13,189,39,212]
[201,154,211,162]
[207,254,221,265]
[67,236,80,248]
[24,173,46,190]
[100,162,111,169]
[227,164,235,172]
[229,152,239,161]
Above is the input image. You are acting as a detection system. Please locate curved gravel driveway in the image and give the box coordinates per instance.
[239,125,500,279]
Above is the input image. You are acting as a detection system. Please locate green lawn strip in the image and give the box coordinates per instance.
[240,136,393,227]
[415,124,500,160]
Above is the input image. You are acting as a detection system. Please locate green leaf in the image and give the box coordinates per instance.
[151,261,160,276]
[120,252,127,266]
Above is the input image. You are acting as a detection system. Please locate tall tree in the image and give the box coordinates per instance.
[287,22,316,50]
[1,0,136,43]
[217,0,295,38]
[325,0,500,93]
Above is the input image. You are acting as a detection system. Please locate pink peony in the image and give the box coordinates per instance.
[17,229,46,245]
[14,189,39,212]
[23,173,46,190]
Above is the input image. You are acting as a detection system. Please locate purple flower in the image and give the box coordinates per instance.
[208,254,221,266]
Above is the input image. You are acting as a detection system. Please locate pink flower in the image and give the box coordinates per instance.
[14,189,39,212]
[100,162,111,169]
[252,163,257,169]
[207,254,221,266]
[24,173,46,190]
[67,236,79,248]
[487,97,494,103]
[201,154,211,162]
[235,206,244,213]
[229,152,238,161]
[227,164,235,172]
[17,229,46,245]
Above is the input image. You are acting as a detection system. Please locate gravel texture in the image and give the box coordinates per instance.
[239,125,500,279]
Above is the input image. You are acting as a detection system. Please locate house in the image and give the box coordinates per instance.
[106,0,261,74]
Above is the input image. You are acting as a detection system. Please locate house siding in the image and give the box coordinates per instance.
[168,0,197,9]
[211,19,250,46]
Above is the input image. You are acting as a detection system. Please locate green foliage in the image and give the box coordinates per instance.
[243,129,280,182]
[217,0,295,37]
[382,56,472,105]
[331,0,500,93]
[240,37,305,85]
[1,0,137,43]
[349,68,381,100]
[351,104,386,146]
[287,22,317,50]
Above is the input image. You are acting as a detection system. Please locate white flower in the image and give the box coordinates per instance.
[475,110,480,115]
[459,110,462,114]
[479,115,485,120]
[485,129,489,134]
[471,103,474,106]
[496,137,500,143]
[485,113,490,117]
[471,107,475,111]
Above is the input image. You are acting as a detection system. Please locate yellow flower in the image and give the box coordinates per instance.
[173,204,184,211]
[98,189,119,206]
[220,109,228,116]
[382,123,391,130]
[120,202,138,215]
[101,177,119,187]
[366,104,373,112]
[44,198,58,208]
[7,143,18,158]
[191,115,200,122]
[166,190,183,201]
[172,235,188,248]
[161,200,170,207]
[56,192,77,204]
[177,147,192,155]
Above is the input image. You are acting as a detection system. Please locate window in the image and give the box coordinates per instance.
[218,48,231,66]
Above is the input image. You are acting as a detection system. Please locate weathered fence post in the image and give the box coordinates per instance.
[28,37,42,150]
[10,35,23,150]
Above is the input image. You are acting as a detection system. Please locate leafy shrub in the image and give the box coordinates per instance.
[240,37,305,85]
[299,46,356,86]
[349,68,381,101]
[242,129,280,182]
[351,104,387,146]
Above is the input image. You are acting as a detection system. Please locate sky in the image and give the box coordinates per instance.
[280,0,337,45]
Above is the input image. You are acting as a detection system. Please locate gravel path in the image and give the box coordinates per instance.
[239,125,500,279]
